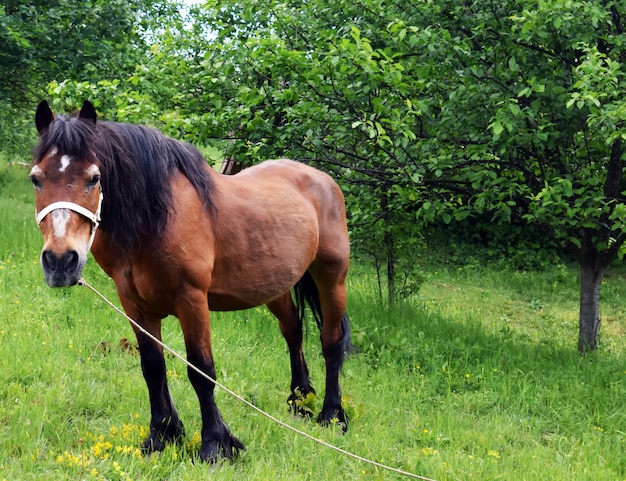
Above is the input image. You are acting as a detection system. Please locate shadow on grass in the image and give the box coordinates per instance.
[347,291,626,431]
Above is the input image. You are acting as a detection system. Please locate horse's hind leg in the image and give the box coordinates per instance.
[267,293,315,416]
[310,264,350,432]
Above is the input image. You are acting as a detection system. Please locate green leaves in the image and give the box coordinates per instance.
[0,0,184,156]
[567,42,626,144]
[2,0,624,350]
[17,0,626,275]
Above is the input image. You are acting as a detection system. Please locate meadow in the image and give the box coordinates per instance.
[0,162,625,480]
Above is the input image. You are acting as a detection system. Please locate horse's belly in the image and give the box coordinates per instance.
[208,217,318,310]
[207,270,303,311]
[206,292,258,311]
[209,288,289,311]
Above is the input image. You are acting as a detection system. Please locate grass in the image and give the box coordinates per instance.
[0,161,625,480]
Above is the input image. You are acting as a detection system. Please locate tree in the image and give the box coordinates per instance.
[406,0,626,352]
[0,0,178,156]
[211,0,626,351]
[44,0,626,350]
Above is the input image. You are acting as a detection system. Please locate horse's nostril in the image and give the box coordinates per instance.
[61,250,79,272]
[41,250,56,271]
[41,250,79,273]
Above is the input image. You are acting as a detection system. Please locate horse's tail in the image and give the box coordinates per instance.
[293,271,352,354]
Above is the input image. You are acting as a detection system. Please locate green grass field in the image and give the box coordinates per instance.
[0,162,625,480]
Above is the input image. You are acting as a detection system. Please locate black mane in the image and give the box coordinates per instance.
[34,115,216,250]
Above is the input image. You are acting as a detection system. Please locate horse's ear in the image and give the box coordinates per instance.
[78,100,97,124]
[35,100,54,135]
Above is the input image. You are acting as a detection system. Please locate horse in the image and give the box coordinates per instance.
[30,100,351,462]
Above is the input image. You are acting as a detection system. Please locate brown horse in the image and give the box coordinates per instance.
[30,100,351,462]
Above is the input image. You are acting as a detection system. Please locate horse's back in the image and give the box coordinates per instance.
[232,159,347,223]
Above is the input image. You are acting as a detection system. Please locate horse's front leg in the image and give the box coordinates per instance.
[176,288,244,462]
[120,297,185,453]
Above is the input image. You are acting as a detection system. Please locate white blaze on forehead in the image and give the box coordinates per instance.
[51,209,70,239]
[29,165,43,176]
[49,147,58,157]
[86,164,100,176]
[59,155,72,172]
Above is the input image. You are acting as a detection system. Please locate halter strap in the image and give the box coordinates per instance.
[35,191,104,252]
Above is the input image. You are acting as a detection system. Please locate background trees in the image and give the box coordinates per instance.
[0,0,177,154]
[1,0,624,351]
[187,0,625,352]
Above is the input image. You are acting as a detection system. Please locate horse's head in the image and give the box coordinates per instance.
[30,100,103,287]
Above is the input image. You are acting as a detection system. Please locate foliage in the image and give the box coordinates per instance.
[175,0,624,347]
[0,0,182,100]
[0,0,180,156]
[425,216,566,273]
[3,0,626,346]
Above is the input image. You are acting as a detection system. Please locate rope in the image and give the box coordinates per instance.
[78,277,436,481]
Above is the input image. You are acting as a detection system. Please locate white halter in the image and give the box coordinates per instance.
[35,191,104,252]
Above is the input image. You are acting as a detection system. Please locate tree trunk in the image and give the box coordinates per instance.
[577,247,605,353]
[381,191,396,305]
[578,230,608,354]
[385,227,395,305]
[220,156,243,175]
[577,135,623,353]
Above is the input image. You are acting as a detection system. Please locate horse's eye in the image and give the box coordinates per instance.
[30,175,42,189]
[88,175,101,188]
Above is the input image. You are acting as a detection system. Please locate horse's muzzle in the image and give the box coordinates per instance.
[41,249,85,287]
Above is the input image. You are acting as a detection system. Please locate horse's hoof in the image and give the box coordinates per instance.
[198,433,245,463]
[317,407,349,433]
[141,419,186,454]
[287,389,316,418]
[141,437,164,455]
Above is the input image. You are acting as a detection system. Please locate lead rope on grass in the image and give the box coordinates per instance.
[78,277,436,481]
